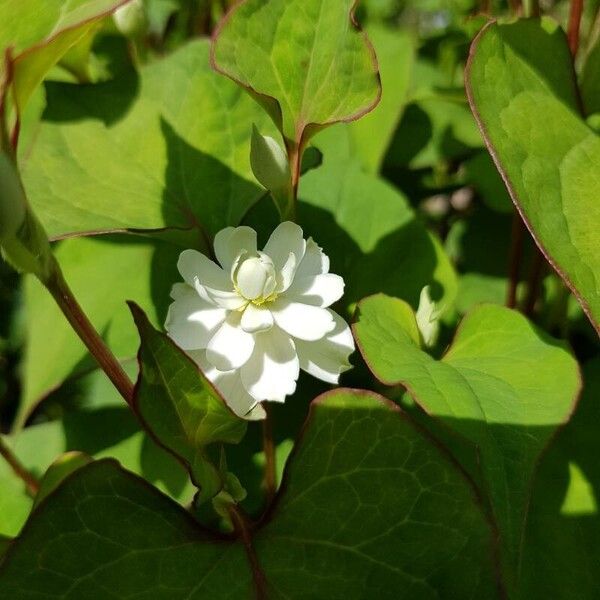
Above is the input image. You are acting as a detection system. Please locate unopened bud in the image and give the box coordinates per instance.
[416,286,442,348]
[113,0,148,38]
[250,125,291,195]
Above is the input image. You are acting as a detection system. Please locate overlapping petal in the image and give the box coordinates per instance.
[206,313,255,371]
[165,284,226,350]
[240,327,299,402]
[271,297,336,341]
[286,273,344,307]
[213,226,257,271]
[295,311,355,384]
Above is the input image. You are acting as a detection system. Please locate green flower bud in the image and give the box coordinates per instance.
[416,285,442,348]
[113,0,148,38]
[250,124,291,196]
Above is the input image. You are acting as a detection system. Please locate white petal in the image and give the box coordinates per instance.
[295,310,355,384]
[191,350,265,421]
[263,221,306,271]
[275,252,297,293]
[271,298,335,341]
[177,249,233,294]
[240,304,274,333]
[294,237,330,279]
[286,273,344,307]
[240,327,299,402]
[165,285,227,350]
[202,288,248,311]
[206,313,255,371]
[214,226,257,271]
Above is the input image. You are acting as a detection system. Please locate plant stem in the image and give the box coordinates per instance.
[0,436,39,496]
[262,405,277,503]
[45,264,134,406]
[568,0,584,57]
[523,250,546,316]
[506,211,525,309]
[229,504,268,599]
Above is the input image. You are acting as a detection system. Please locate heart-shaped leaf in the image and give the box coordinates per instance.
[0,390,499,598]
[466,18,600,335]
[211,0,381,152]
[22,39,275,239]
[0,0,127,112]
[353,295,580,590]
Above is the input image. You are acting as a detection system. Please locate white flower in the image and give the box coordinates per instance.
[165,222,355,420]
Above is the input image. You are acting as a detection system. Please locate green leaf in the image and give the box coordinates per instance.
[211,0,381,148]
[0,390,499,598]
[354,295,580,590]
[348,25,413,173]
[466,18,600,335]
[20,235,180,427]
[130,303,247,502]
[298,125,457,312]
[520,356,600,599]
[0,0,127,112]
[0,406,195,537]
[22,39,275,239]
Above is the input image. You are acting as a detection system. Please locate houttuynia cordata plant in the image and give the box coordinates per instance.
[0,0,598,598]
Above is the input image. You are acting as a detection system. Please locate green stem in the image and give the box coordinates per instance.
[45,264,134,406]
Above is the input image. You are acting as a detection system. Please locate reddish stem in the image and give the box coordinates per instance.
[262,405,276,504]
[506,211,525,309]
[523,250,546,316]
[46,267,134,406]
[568,0,584,57]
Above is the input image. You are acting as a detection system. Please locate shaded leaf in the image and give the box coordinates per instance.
[520,357,600,599]
[0,390,499,598]
[299,125,457,313]
[0,405,195,537]
[23,40,274,239]
[354,295,580,589]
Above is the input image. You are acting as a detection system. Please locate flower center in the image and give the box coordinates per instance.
[233,252,278,305]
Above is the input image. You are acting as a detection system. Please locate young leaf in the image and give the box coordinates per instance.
[354,295,580,590]
[466,18,600,335]
[129,303,247,502]
[0,390,499,598]
[0,0,128,112]
[22,40,276,239]
[211,0,381,151]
